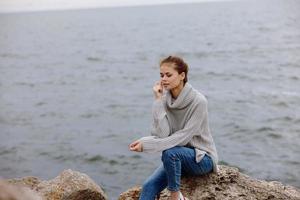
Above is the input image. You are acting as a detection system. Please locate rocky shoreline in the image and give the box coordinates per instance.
[1,165,300,200]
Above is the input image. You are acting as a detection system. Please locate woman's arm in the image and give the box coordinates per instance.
[150,99,170,138]
[150,80,170,138]
[139,99,207,153]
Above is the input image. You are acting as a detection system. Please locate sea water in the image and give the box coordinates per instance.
[0,0,299,199]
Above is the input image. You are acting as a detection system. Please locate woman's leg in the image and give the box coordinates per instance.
[180,150,213,176]
[161,146,213,193]
[139,164,168,200]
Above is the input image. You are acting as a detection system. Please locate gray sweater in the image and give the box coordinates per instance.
[139,83,218,172]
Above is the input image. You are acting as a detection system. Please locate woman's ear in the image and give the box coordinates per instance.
[180,72,185,81]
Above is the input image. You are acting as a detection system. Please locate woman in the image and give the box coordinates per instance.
[129,55,218,200]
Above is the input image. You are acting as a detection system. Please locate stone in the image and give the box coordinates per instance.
[7,176,41,189]
[36,169,108,200]
[0,180,43,200]
[119,165,300,200]
[7,169,108,200]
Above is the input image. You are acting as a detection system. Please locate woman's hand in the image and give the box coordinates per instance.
[129,140,143,152]
[153,81,163,100]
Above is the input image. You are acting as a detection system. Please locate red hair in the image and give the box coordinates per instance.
[160,55,189,84]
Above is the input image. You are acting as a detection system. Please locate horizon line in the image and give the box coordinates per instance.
[0,0,236,14]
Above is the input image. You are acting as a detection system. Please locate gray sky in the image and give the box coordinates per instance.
[0,0,231,13]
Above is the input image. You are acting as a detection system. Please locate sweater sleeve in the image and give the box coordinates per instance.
[149,99,170,138]
[140,99,207,153]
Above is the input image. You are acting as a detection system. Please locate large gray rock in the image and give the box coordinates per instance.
[119,165,300,200]
[7,169,108,200]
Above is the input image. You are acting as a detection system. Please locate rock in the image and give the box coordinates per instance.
[7,169,108,200]
[7,176,42,189]
[0,181,43,200]
[36,169,108,200]
[119,165,300,200]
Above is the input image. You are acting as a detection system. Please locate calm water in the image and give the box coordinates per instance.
[0,0,300,199]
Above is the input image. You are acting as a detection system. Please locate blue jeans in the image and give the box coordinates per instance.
[139,146,213,200]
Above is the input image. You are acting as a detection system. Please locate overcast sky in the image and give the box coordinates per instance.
[0,0,231,13]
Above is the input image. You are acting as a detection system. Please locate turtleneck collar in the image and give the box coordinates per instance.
[164,83,195,109]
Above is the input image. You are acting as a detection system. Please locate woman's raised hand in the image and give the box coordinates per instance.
[153,81,163,100]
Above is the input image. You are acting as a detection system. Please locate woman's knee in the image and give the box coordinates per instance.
[161,146,182,162]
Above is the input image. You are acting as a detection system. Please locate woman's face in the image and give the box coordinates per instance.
[160,63,185,91]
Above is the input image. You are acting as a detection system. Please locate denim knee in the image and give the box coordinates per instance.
[161,146,181,162]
